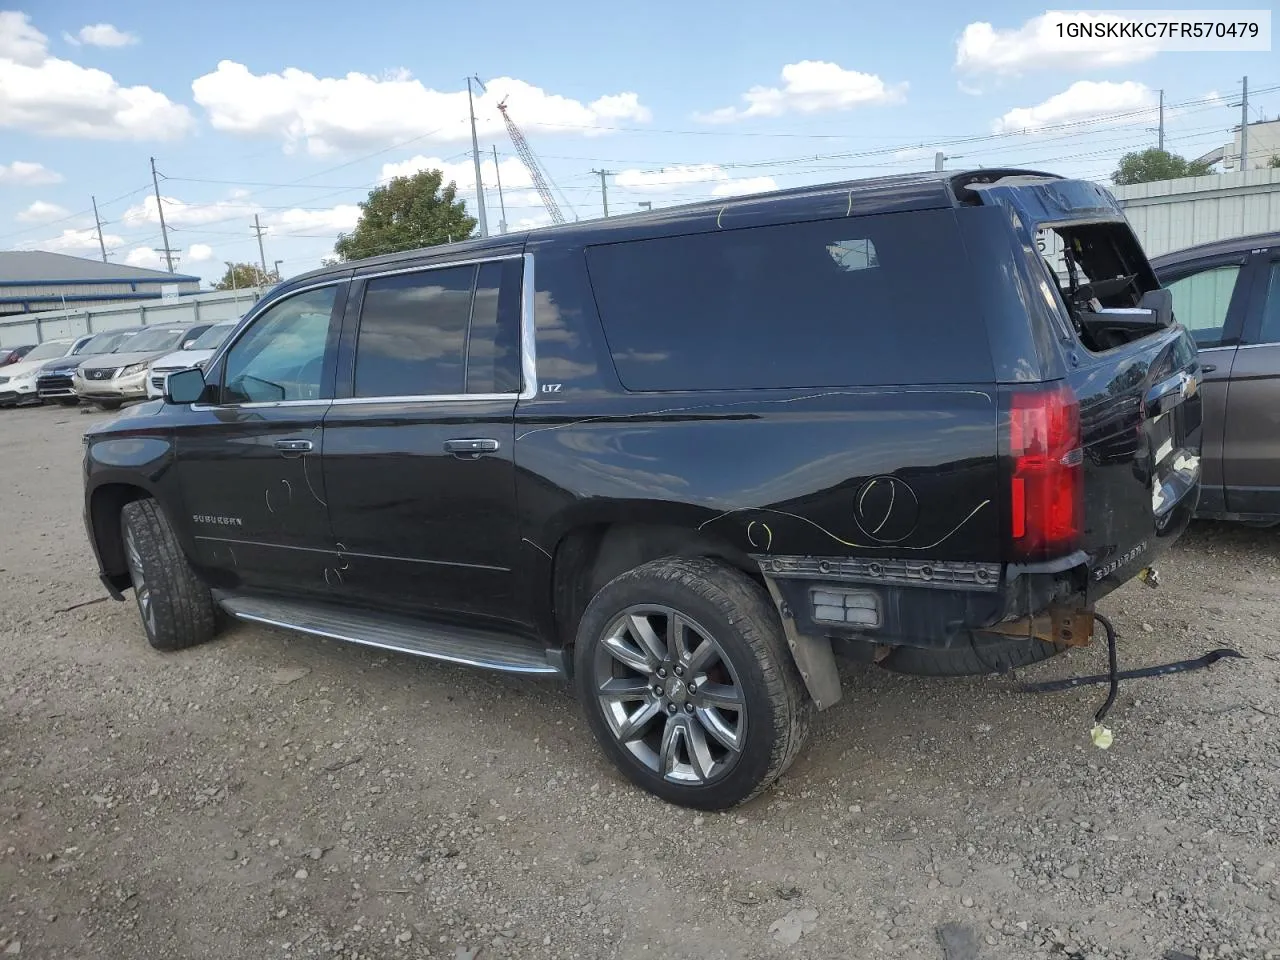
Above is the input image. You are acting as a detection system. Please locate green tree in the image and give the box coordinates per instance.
[214,262,275,290]
[1268,154,1280,169]
[1112,148,1215,185]
[334,170,476,261]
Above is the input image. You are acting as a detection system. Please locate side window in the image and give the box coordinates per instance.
[1165,265,1242,348]
[466,260,523,394]
[1258,261,1280,344]
[585,209,993,391]
[355,266,472,397]
[353,260,523,399]
[222,286,338,404]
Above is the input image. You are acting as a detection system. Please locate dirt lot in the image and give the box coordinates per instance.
[1,402,1278,960]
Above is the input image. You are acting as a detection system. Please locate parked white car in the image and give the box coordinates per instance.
[145,321,238,399]
[0,338,76,407]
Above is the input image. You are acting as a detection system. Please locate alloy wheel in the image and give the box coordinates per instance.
[593,604,747,785]
[124,525,157,638]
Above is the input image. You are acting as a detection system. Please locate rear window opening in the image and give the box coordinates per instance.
[1036,222,1169,353]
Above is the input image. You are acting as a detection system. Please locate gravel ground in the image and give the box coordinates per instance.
[1,402,1278,960]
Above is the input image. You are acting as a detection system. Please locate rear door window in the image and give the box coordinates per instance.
[352,260,523,398]
[585,209,992,391]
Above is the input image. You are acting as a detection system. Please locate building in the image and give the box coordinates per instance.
[0,251,200,318]
[1194,118,1280,173]
[1113,167,1280,258]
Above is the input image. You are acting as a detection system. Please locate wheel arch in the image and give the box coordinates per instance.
[88,481,158,593]
[547,519,764,650]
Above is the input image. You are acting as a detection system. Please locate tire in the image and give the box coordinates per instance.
[57,398,80,407]
[96,400,122,411]
[121,499,217,651]
[574,557,813,810]
[878,630,1065,677]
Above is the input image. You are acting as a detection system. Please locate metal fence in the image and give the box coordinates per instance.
[1114,168,1280,258]
[0,287,266,348]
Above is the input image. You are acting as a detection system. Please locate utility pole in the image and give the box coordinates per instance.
[252,214,269,282]
[1157,90,1167,152]
[492,145,507,235]
[592,169,613,217]
[149,157,174,273]
[91,195,107,263]
[466,76,490,238]
[1239,76,1249,171]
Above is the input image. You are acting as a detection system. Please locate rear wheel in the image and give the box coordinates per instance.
[574,557,812,809]
[121,499,217,651]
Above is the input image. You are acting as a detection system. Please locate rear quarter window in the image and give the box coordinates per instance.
[585,209,993,391]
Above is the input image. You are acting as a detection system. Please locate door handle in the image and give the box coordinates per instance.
[444,438,500,457]
[1201,364,1217,373]
[274,439,313,453]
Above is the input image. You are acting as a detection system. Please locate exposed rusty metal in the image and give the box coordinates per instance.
[988,605,1096,647]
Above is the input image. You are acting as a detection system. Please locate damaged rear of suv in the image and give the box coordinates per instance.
[84,169,1201,809]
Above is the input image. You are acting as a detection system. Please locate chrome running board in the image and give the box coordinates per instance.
[216,593,561,676]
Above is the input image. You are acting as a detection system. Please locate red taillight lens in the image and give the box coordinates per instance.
[1009,383,1082,559]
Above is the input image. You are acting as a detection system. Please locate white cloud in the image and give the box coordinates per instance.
[379,154,533,192]
[125,246,162,268]
[993,80,1155,133]
[123,195,257,227]
[192,62,651,155]
[615,164,729,192]
[956,13,1159,75]
[64,24,138,47]
[0,12,192,139]
[612,165,776,198]
[16,200,68,222]
[710,176,778,197]
[37,227,122,252]
[187,243,214,262]
[698,61,905,123]
[0,10,45,65]
[265,205,362,235]
[0,160,62,184]
[515,213,554,230]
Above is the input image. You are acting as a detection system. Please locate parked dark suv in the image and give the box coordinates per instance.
[83,170,1202,808]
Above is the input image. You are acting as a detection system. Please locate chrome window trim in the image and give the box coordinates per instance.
[330,393,516,406]
[355,252,522,282]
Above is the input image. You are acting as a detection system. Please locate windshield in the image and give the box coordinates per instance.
[78,329,136,355]
[126,327,187,353]
[190,322,236,350]
[24,340,71,362]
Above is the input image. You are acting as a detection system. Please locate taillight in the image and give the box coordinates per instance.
[1009,383,1082,560]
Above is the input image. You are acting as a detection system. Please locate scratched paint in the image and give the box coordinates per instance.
[700,501,991,552]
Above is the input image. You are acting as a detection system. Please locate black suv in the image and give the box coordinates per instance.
[84,170,1202,809]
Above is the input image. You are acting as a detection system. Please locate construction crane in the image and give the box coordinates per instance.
[496,98,570,225]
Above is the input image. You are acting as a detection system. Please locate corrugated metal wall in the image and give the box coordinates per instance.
[1114,168,1280,258]
[0,287,265,347]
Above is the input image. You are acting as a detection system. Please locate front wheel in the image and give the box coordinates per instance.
[574,557,812,810]
[121,499,217,651]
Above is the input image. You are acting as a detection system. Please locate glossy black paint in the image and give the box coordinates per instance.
[83,169,1199,659]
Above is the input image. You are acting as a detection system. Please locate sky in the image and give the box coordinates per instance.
[0,2,1275,286]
